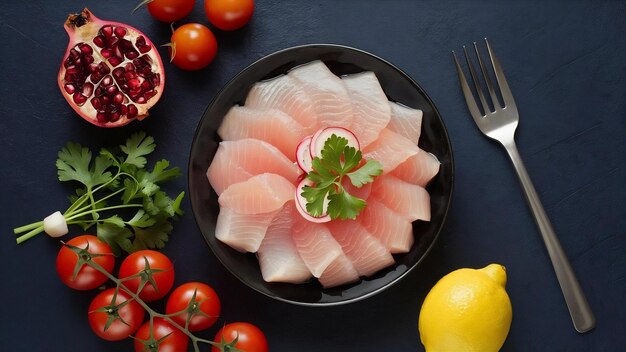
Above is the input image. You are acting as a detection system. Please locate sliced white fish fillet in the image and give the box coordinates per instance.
[289,61,353,130]
[245,74,319,134]
[387,102,423,145]
[327,220,395,277]
[257,202,312,283]
[215,207,281,253]
[206,139,301,195]
[318,253,360,289]
[391,149,440,187]
[342,72,391,148]
[371,174,431,221]
[218,106,306,161]
[360,199,414,253]
[291,219,343,278]
[363,128,420,174]
[218,173,295,214]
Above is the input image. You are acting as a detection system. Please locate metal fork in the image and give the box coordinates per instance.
[452,39,595,333]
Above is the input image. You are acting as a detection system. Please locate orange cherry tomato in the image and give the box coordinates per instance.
[170,23,218,70]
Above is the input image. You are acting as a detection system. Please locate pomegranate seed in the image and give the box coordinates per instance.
[91,98,101,109]
[124,71,137,80]
[101,96,110,104]
[125,50,139,60]
[125,63,135,72]
[95,86,105,97]
[93,36,105,48]
[79,44,93,55]
[101,25,113,38]
[70,48,80,59]
[64,84,76,94]
[110,111,121,122]
[113,93,124,104]
[66,66,79,75]
[100,63,111,74]
[73,93,87,106]
[106,85,118,95]
[64,57,72,68]
[141,81,152,90]
[114,27,127,38]
[136,96,146,104]
[112,67,125,78]
[150,74,160,87]
[128,79,140,89]
[84,55,95,65]
[136,36,146,46]
[144,90,157,100]
[108,56,123,67]
[127,104,138,118]
[91,72,103,84]
[101,49,113,58]
[120,105,128,115]
[96,111,107,123]
[82,82,94,96]
[101,75,113,86]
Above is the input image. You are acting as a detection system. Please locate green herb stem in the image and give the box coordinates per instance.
[16,225,45,244]
[65,204,143,222]
[13,221,44,234]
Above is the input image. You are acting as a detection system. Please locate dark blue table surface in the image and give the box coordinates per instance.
[1,0,624,351]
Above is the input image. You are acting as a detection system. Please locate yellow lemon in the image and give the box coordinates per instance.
[418,264,512,352]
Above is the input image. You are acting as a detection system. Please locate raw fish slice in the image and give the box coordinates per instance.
[387,102,423,145]
[207,139,301,195]
[257,202,312,283]
[363,128,420,175]
[371,174,431,221]
[360,199,414,253]
[215,207,281,253]
[218,106,306,160]
[342,72,391,147]
[245,75,319,134]
[318,253,360,288]
[327,220,395,277]
[391,149,440,187]
[291,219,343,277]
[289,61,353,130]
[219,173,295,214]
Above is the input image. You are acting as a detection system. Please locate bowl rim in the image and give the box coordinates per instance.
[187,43,455,306]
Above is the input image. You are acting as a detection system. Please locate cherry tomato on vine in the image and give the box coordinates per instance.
[119,250,175,302]
[88,288,145,341]
[169,23,218,71]
[204,0,254,31]
[56,235,115,290]
[134,318,189,352]
[166,282,221,331]
[145,0,195,22]
[213,322,268,352]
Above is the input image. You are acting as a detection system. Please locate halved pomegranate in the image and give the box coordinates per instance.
[58,8,165,127]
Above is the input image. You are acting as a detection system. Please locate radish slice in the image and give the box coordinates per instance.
[294,178,331,223]
[295,135,313,173]
[310,126,360,159]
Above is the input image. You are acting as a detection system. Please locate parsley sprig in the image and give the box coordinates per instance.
[302,134,382,220]
[14,132,185,255]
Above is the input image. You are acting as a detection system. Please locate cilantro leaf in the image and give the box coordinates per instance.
[120,132,155,169]
[97,221,133,256]
[347,160,383,187]
[132,218,172,251]
[301,133,383,220]
[127,210,157,228]
[57,143,113,189]
[327,191,366,220]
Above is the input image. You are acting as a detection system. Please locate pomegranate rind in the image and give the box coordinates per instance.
[58,8,165,128]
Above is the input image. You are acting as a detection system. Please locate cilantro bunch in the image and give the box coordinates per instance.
[14,132,185,255]
[302,134,382,220]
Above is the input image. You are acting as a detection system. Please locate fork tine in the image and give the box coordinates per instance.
[474,41,501,110]
[452,51,484,124]
[485,38,516,110]
[463,46,491,115]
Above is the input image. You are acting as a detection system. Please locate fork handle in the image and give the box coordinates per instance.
[503,140,596,333]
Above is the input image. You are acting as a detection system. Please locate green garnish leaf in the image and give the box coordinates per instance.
[303,134,383,220]
[347,160,383,187]
[15,132,185,252]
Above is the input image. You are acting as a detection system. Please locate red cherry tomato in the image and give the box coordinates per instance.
[170,23,218,71]
[118,250,175,302]
[88,288,145,341]
[146,0,195,22]
[204,0,254,31]
[56,235,115,290]
[166,282,221,331]
[213,322,268,352]
[134,318,188,352]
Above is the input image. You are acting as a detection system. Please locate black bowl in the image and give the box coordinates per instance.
[188,44,454,306]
